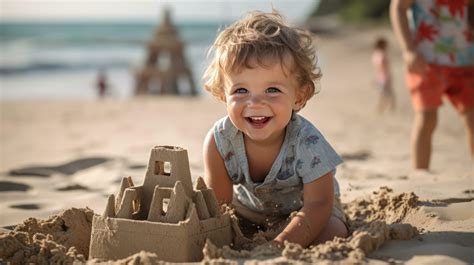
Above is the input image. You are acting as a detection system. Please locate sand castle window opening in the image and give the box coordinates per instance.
[148,186,173,216]
[162,198,170,213]
[155,160,172,176]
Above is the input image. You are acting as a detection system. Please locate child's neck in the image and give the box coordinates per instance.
[243,132,285,148]
[243,128,286,182]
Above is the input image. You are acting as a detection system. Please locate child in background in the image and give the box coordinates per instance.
[202,11,348,248]
[372,37,395,113]
[96,69,108,99]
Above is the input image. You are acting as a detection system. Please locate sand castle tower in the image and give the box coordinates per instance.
[89,146,232,262]
[135,9,197,96]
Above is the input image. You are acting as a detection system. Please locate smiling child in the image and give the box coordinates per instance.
[202,11,347,247]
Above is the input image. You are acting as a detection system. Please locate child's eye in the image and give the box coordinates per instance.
[234,88,248,94]
[266,87,281,93]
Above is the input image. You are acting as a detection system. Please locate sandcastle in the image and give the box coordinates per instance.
[134,9,196,96]
[89,146,233,262]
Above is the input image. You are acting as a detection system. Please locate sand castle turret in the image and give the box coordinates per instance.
[89,146,232,262]
[135,9,197,96]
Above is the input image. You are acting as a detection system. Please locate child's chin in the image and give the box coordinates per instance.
[245,132,271,142]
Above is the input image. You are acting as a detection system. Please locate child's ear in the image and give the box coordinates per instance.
[294,85,309,110]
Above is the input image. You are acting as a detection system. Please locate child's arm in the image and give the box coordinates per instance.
[203,129,233,204]
[390,0,427,74]
[469,0,474,29]
[273,171,334,248]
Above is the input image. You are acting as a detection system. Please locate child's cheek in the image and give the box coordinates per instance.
[228,95,247,104]
[265,95,286,105]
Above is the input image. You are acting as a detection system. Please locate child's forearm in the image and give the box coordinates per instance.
[469,0,474,29]
[274,200,332,248]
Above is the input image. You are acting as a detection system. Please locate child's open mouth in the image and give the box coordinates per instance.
[246,116,271,128]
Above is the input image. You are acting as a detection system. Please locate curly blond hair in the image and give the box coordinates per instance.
[203,11,321,106]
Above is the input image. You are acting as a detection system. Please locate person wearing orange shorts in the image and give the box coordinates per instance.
[406,65,474,113]
[391,0,474,169]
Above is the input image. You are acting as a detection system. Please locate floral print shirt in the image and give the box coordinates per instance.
[410,0,474,66]
[213,113,343,216]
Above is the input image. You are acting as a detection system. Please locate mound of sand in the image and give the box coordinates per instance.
[0,208,93,263]
[0,188,420,264]
[203,187,419,263]
[0,232,86,264]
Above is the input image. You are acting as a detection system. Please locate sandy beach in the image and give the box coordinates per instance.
[1,26,473,264]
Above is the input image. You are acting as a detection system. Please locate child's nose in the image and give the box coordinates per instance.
[247,94,265,106]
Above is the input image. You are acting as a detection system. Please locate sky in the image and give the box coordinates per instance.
[0,0,319,23]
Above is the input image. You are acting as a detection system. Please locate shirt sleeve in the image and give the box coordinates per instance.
[212,116,243,183]
[213,117,227,159]
[295,123,343,184]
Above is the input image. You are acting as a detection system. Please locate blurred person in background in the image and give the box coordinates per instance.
[390,0,474,169]
[372,36,395,113]
[96,69,108,99]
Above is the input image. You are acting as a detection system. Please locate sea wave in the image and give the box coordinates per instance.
[0,21,218,76]
[0,61,133,75]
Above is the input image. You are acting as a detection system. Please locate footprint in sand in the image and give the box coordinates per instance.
[0,181,31,192]
[10,203,41,210]
[462,189,474,195]
[127,164,147,170]
[8,157,109,177]
[340,150,371,161]
[55,183,89,191]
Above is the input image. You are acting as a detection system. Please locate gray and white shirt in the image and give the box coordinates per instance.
[213,112,343,217]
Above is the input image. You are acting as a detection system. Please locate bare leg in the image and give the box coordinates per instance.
[312,216,348,245]
[377,94,385,113]
[412,109,438,169]
[461,108,474,158]
[386,83,396,112]
[388,94,396,112]
[382,94,396,113]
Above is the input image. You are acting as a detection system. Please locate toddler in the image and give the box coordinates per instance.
[202,11,348,248]
[372,37,395,113]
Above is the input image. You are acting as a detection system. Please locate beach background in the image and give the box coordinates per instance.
[1,0,316,101]
[1,0,473,264]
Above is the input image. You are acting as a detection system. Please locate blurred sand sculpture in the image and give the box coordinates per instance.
[135,9,197,96]
[88,146,232,262]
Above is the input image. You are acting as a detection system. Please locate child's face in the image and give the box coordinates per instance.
[224,58,305,143]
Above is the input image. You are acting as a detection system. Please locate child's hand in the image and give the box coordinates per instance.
[403,51,428,74]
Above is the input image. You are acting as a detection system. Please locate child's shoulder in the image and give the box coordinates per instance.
[292,114,324,141]
[213,115,238,139]
[294,113,320,129]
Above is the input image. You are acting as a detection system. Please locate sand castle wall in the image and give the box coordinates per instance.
[88,146,232,262]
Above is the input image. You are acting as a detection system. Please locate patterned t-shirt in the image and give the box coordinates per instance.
[213,113,343,216]
[410,0,474,66]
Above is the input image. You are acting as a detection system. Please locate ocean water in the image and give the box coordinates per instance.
[0,21,224,100]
